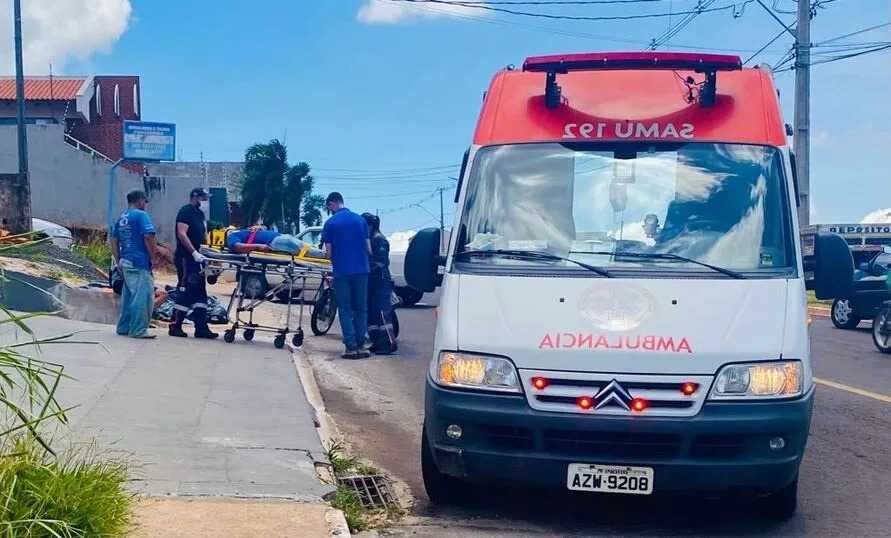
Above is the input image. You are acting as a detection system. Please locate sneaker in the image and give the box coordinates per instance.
[341,349,360,360]
[356,349,372,359]
[168,326,188,338]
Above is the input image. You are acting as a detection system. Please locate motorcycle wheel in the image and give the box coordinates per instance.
[872,307,891,354]
[310,288,337,336]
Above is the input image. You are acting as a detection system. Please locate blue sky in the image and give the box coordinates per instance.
[61,0,890,234]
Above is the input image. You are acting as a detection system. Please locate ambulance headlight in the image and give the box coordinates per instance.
[709,361,803,400]
[433,352,521,393]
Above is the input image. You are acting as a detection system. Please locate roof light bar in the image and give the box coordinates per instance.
[522,52,743,110]
[522,52,743,74]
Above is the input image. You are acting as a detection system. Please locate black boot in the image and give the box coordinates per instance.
[168,310,188,338]
[192,308,218,339]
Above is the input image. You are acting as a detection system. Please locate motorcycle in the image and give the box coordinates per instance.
[309,274,400,338]
[872,300,891,353]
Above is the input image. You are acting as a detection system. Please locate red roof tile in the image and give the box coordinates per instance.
[0,78,87,101]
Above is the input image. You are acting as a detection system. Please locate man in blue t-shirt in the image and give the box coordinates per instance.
[111,189,158,339]
[322,192,372,359]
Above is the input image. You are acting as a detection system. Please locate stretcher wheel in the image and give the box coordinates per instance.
[223,330,236,343]
[292,329,304,347]
[206,274,218,285]
[243,329,255,341]
[273,335,286,349]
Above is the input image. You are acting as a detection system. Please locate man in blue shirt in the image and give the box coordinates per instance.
[322,192,372,359]
[111,189,157,338]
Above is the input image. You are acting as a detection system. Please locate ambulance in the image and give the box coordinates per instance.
[404,52,854,520]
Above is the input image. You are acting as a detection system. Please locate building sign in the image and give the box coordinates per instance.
[122,121,176,162]
[824,224,891,235]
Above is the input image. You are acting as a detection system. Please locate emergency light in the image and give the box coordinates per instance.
[521,52,743,110]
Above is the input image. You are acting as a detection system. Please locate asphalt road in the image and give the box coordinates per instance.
[300,307,891,537]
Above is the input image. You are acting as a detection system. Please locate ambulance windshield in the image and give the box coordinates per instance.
[456,142,794,275]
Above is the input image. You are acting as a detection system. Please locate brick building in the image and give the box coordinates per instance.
[0,75,144,174]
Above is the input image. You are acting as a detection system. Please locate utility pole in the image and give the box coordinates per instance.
[794,0,811,226]
[12,0,32,234]
[438,186,445,253]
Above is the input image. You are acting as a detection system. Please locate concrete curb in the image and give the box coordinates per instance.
[808,304,831,317]
[287,341,350,537]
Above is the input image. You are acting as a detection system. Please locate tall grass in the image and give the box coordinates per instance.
[72,232,111,271]
[0,436,134,538]
[0,239,134,536]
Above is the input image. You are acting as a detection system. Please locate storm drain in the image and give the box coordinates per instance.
[337,474,397,510]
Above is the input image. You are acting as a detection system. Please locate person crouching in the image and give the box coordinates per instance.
[362,213,397,355]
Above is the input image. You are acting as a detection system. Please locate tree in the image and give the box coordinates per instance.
[239,140,319,232]
[302,194,325,228]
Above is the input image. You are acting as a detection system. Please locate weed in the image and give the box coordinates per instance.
[322,440,404,533]
[806,290,833,306]
[324,440,356,478]
[73,232,111,270]
[0,435,135,537]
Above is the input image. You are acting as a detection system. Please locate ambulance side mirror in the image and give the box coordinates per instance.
[405,228,445,293]
[805,232,854,300]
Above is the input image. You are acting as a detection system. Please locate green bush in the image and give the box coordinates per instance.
[0,436,134,537]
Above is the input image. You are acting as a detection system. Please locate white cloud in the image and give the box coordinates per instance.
[861,208,891,224]
[357,0,484,24]
[0,0,132,74]
[388,230,417,252]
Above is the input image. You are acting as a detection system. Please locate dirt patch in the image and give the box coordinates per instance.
[131,498,344,537]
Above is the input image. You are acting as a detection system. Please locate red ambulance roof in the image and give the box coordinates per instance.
[473,53,786,147]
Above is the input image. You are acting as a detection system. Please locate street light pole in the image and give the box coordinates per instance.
[439,186,445,253]
[13,0,32,234]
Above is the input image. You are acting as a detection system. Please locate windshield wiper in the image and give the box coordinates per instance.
[456,249,613,277]
[571,250,746,279]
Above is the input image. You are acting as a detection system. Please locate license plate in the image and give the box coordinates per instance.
[566,463,654,495]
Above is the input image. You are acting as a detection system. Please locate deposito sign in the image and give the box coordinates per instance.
[825,224,891,235]
[122,121,176,162]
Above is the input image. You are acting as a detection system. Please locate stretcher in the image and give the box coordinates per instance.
[199,245,331,349]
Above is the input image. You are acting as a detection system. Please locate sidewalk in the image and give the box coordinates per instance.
[0,315,345,537]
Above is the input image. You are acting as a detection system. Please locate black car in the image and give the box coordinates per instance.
[831,247,891,329]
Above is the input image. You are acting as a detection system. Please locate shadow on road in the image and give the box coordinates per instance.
[412,486,794,536]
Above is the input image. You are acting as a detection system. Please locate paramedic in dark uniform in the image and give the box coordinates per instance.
[169,188,218,339]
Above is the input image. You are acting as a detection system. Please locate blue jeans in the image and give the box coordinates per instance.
[116,259,155,337]
[333,274,368,351]
[269,235,328,258]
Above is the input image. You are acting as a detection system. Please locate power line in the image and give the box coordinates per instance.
[378,186,456,215]
[311,164,458,173]
[744,28,788,64]
[381,0,786,53]
[391,0,741,21]
[818,22,891,45]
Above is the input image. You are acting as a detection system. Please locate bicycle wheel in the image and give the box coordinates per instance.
[310,288,337,336]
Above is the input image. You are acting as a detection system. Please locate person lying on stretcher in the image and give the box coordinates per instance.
[225,225,328,259]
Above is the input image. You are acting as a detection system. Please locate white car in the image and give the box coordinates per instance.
[32,218,74,250]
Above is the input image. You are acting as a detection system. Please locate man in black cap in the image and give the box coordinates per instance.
[169,187,218,339]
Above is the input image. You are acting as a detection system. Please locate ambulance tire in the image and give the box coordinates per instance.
[757,475,798,522]
[421,425,472,506]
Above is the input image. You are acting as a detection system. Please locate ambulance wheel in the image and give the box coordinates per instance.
[757,475,798,522]
[273,335,286,349]
[243,329,255,341]
[421,424,472,506]
[223,330,236,343]
[292,329,304,347]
